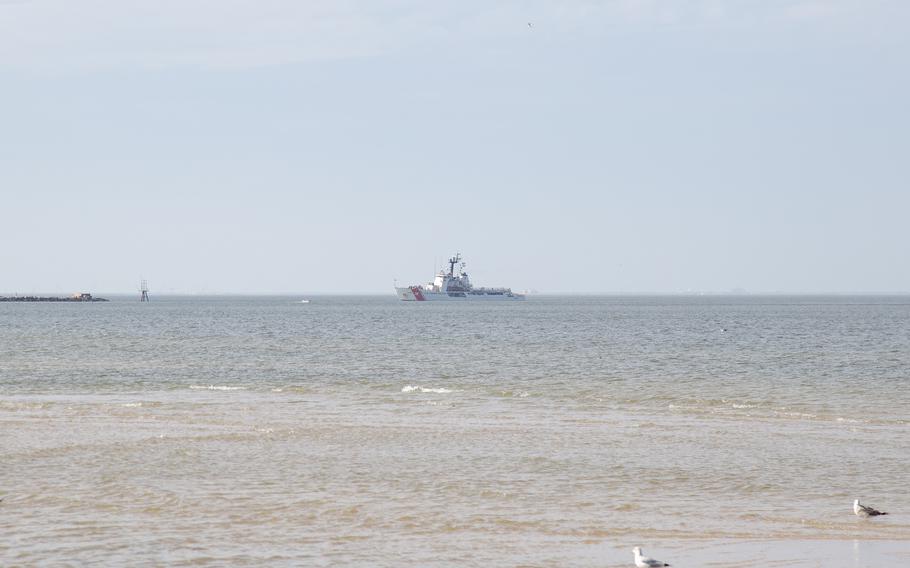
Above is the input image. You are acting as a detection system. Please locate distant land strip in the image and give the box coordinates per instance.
[0,293,108,302]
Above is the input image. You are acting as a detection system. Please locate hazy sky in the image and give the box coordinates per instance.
[1,1,907,294]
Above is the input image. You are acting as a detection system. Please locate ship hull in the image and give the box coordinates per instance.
[395,286,524,301]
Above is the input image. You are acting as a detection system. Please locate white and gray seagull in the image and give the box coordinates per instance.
[854,499,888,517]
[633,546,670,567]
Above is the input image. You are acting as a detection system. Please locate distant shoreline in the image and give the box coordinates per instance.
[0,294,108,302]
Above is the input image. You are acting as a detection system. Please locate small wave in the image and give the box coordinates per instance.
[0,402,52,411]
[732,403,758,409]
[495,390,530,398]
[401,385,453,394]
[779,411,818,419]
[189,385,245,391]
[122,402,143,408]
[273,386,307,394]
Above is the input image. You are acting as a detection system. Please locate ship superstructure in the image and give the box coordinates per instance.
[395,253,524,301]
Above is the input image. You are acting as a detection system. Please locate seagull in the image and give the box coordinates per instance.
[527,22,533,28]
[633,546,670,567]
[854,499,888,517]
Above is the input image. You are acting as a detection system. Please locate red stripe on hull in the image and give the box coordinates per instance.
[410,286,425,301]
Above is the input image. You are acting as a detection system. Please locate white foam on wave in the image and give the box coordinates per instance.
[401,385,453,394]
[122,402,143,407]
[189,385,245,391]
[777,410,818,419]
[732,403,758,409]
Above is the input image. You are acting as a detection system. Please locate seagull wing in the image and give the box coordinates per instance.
[858,502,887,516]
[865,504,887,516]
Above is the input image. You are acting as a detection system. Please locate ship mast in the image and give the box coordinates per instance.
[448,253,461,276]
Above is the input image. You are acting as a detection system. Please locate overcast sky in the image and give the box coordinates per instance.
[1,1,907,294]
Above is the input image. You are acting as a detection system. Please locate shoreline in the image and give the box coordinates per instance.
[0,294,108,302]
[597,538,910,567]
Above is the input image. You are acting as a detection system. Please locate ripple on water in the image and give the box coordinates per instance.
[2,296,909,566]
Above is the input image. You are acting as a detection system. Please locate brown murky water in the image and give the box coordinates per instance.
[2,296,908,565]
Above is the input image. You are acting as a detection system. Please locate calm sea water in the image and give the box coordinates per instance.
[2,295,908,566]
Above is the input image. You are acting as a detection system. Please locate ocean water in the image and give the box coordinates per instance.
[1,295,908,566]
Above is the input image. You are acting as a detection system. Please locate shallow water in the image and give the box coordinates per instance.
[1,295,908,565]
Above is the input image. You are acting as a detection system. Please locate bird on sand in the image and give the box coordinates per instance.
[854,499,888,517]
[633,546,670,567]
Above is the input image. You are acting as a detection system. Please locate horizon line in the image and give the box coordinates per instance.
[4,291,910,297]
